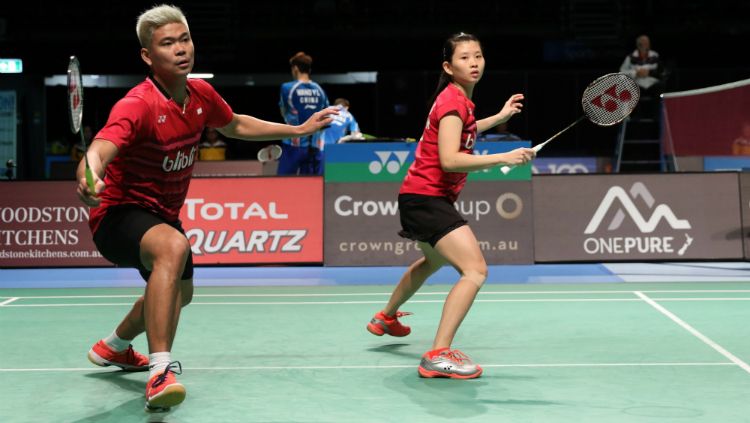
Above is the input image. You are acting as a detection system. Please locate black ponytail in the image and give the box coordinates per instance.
[428,32,481,106]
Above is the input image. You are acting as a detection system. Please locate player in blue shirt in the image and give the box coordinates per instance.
[278,52,330,175]
[321,98,362,147]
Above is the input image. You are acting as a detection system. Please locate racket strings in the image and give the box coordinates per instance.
[581,74,640,126]
[67,57,85,133]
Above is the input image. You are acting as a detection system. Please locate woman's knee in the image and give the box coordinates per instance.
[463,263,488,288]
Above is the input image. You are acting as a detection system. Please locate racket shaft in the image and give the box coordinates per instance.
[499,115,586,175]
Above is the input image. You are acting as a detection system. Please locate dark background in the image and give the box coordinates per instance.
[1,0,749,178]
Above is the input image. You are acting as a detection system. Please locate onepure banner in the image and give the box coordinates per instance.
[533,174,743,261]
[324,182,534,266]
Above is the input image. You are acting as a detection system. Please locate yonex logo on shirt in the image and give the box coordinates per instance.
[157,115,167,124]
[369,151,410,174]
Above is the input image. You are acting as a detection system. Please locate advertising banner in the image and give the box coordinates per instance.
[739,173,750,259]
[325,141,532,183]
[324,182,534,266]
[532,157,599,174]
[703,157,750,172]
[0,181,108,267]
[182,177,323,264]
[533,174,743,261]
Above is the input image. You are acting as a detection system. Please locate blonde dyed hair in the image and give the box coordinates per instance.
[136,4,189,48]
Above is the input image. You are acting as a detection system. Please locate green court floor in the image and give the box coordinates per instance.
[2,282,750,422]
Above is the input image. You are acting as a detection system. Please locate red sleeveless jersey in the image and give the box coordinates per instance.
[400,83,477,202]
[89,77,233,232]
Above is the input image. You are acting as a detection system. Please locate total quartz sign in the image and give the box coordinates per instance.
[181,177,323,264]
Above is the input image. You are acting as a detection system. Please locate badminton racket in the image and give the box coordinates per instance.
[68,56,95,194]
[500,73,640,174]
[257,144,282,163]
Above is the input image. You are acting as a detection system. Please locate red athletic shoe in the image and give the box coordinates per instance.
[87,340,148,371]
[145,361,186,412]
[367,311,412,337]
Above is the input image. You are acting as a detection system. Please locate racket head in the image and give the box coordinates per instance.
[581,73,640,127]
[67,56,84,134]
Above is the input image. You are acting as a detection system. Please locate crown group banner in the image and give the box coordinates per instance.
[2,150,748,268]
[324,142,535,265]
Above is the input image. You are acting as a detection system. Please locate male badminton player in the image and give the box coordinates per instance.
[366,32,535,378]
[75,4,336,411]
[277,52,330,175]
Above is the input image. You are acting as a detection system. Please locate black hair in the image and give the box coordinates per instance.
[428,32,481,106]
[289,52,313,74]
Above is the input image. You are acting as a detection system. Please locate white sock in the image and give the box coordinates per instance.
[103,330,131,353]
[149,352,172,379]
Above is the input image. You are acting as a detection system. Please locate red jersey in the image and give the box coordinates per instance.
[89,77,233,233]
[400,83,477,202]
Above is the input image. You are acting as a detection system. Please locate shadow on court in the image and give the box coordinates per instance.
[76,373,180,423]
[366,343,422,360]
[85,370,144,394]
[68,396,166,423]
[383,370,489,419]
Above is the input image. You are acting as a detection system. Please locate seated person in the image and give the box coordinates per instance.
[321,98,363,146]
[198,127,227,160]
[620,34,661,92]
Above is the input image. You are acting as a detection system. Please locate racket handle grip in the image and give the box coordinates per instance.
[85,167,96,195]
[500,144,543,175]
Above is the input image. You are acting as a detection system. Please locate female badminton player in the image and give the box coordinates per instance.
[366,32,535,379]
[75,5,336,411]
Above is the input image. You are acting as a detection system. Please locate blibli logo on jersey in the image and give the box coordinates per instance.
[464,133,475,150]
[369,151,410,174]
[163,146,197,172]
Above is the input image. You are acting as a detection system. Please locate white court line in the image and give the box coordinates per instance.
[10,289,750,300]
[0,297,19,306]
[2,299,639,307]
[5,297,750,307]
[635,291,750,375]
[0,362,733,372]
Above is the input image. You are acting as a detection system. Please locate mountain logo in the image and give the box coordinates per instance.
[585,182,691,234]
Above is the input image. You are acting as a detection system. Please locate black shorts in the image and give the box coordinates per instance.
[93,205,194,282]
[397,194,468,247]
